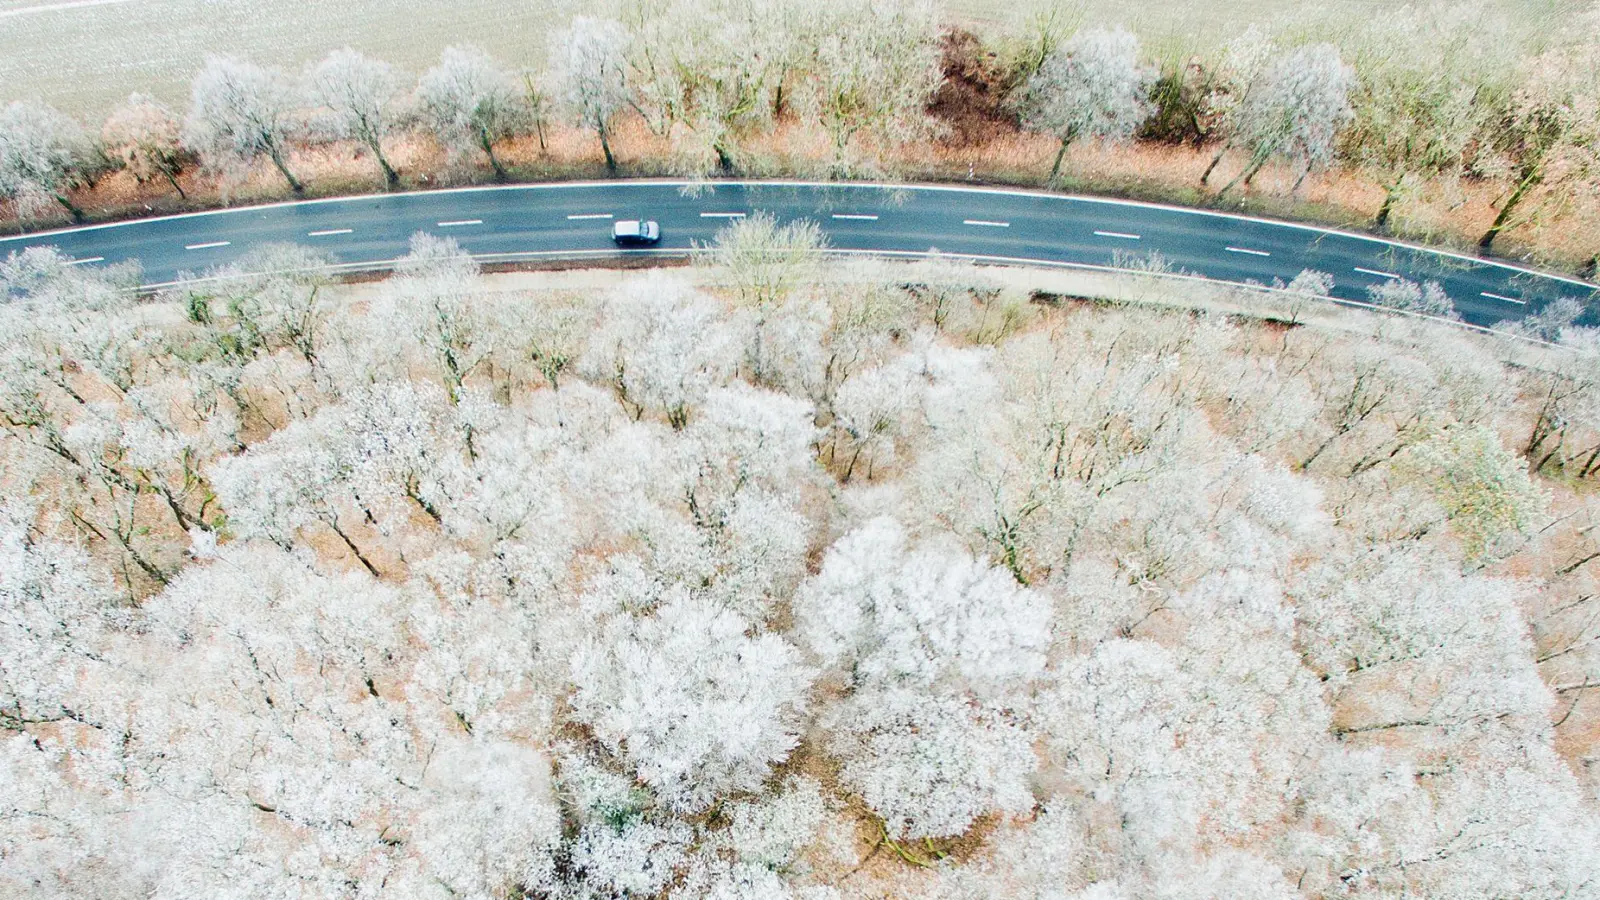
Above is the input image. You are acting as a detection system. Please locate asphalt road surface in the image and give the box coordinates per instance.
[2,180,1594,328]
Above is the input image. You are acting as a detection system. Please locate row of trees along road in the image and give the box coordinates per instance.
[1,0,1599,253]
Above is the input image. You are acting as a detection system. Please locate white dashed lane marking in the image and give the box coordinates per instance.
[964,219,1010,227]
[436,219,483,227]
[1093,230,1140,240]
[308,229,353,237]
[184,241,230,250]
[64,256,105,265]
[1481,292,1527,305]
[1225,246,1271,257]
[567,213,613,220]
[700,212,747,218]
[1354,266,1400,279]
[831,214,880,221]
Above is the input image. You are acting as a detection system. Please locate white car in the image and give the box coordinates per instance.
[611,219,661,245]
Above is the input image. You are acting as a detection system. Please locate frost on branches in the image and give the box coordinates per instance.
[2,226,1598,898]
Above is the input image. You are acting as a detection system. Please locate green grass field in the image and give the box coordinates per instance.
[0,0,1582,117]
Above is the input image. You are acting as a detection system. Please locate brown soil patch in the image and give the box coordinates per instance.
[929,27,1020,148]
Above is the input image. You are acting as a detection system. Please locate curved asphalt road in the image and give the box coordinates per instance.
[2,180,1594,328]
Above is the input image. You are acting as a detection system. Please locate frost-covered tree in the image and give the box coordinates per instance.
[556,781,694,900]
[409,737,562,896]
[195,243,336,370]
[373,232,499,403]
[547,16,631,174]
[0,501,119,736]
[120,548,412,889]
[795,517,1052,699]
[707,212,826,311]
[674,9,782,173]
[211,378,477,574]
[1345,7,1495,229]
[1194,24,1279,180]
[1396,423,1548,560]
[795,0,944,175]
[581,271,742,427]
[570,595,814,812]
[1208,43,1355,195]
[1293,544,1548,736]
[1473,37,1600,249]
[1017,27,1154,184]
[101,93,189,199]
[306,47,405,187]
[1364,276,1457,319]
[912,314,1203,585]
[0,101,90,221]
[827,686,1037,840]
[416,45,527,181]
[183,55,306,192]
[797,519,1049,839]
[678,381,818,558]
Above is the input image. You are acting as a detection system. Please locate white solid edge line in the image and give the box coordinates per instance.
[1226,246,1271,257]
[436,219,483,227]
[183,241,230,250]
[64,256,105,265]
[1094,230,1140,240]
[307,228,353,236]
[831,213,880,220]
[1482,291,1528,305]
[964,219,1010,227]
[700,212,746,218]
[1354,266,1400,279]
[566,213,614,220]
[6,177,1592,291]
[134,246,1554,348]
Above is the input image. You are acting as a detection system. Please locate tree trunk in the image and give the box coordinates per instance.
[161,165,187,200]
[1479,169,1540,250]
[369,138,399,188]
[52,192,85,223]
[266,145,304,194]
[478,129,507,182]
[1200,144,1228,185]
[156,484,195,533]
[1047,137,1071,184]
[597,124,617,175]
[1218,149,1270,197]
[1374,183,1400,231]
[1290,159,1313,194]
[328,519,380,578]
[1579,441,1600,479]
